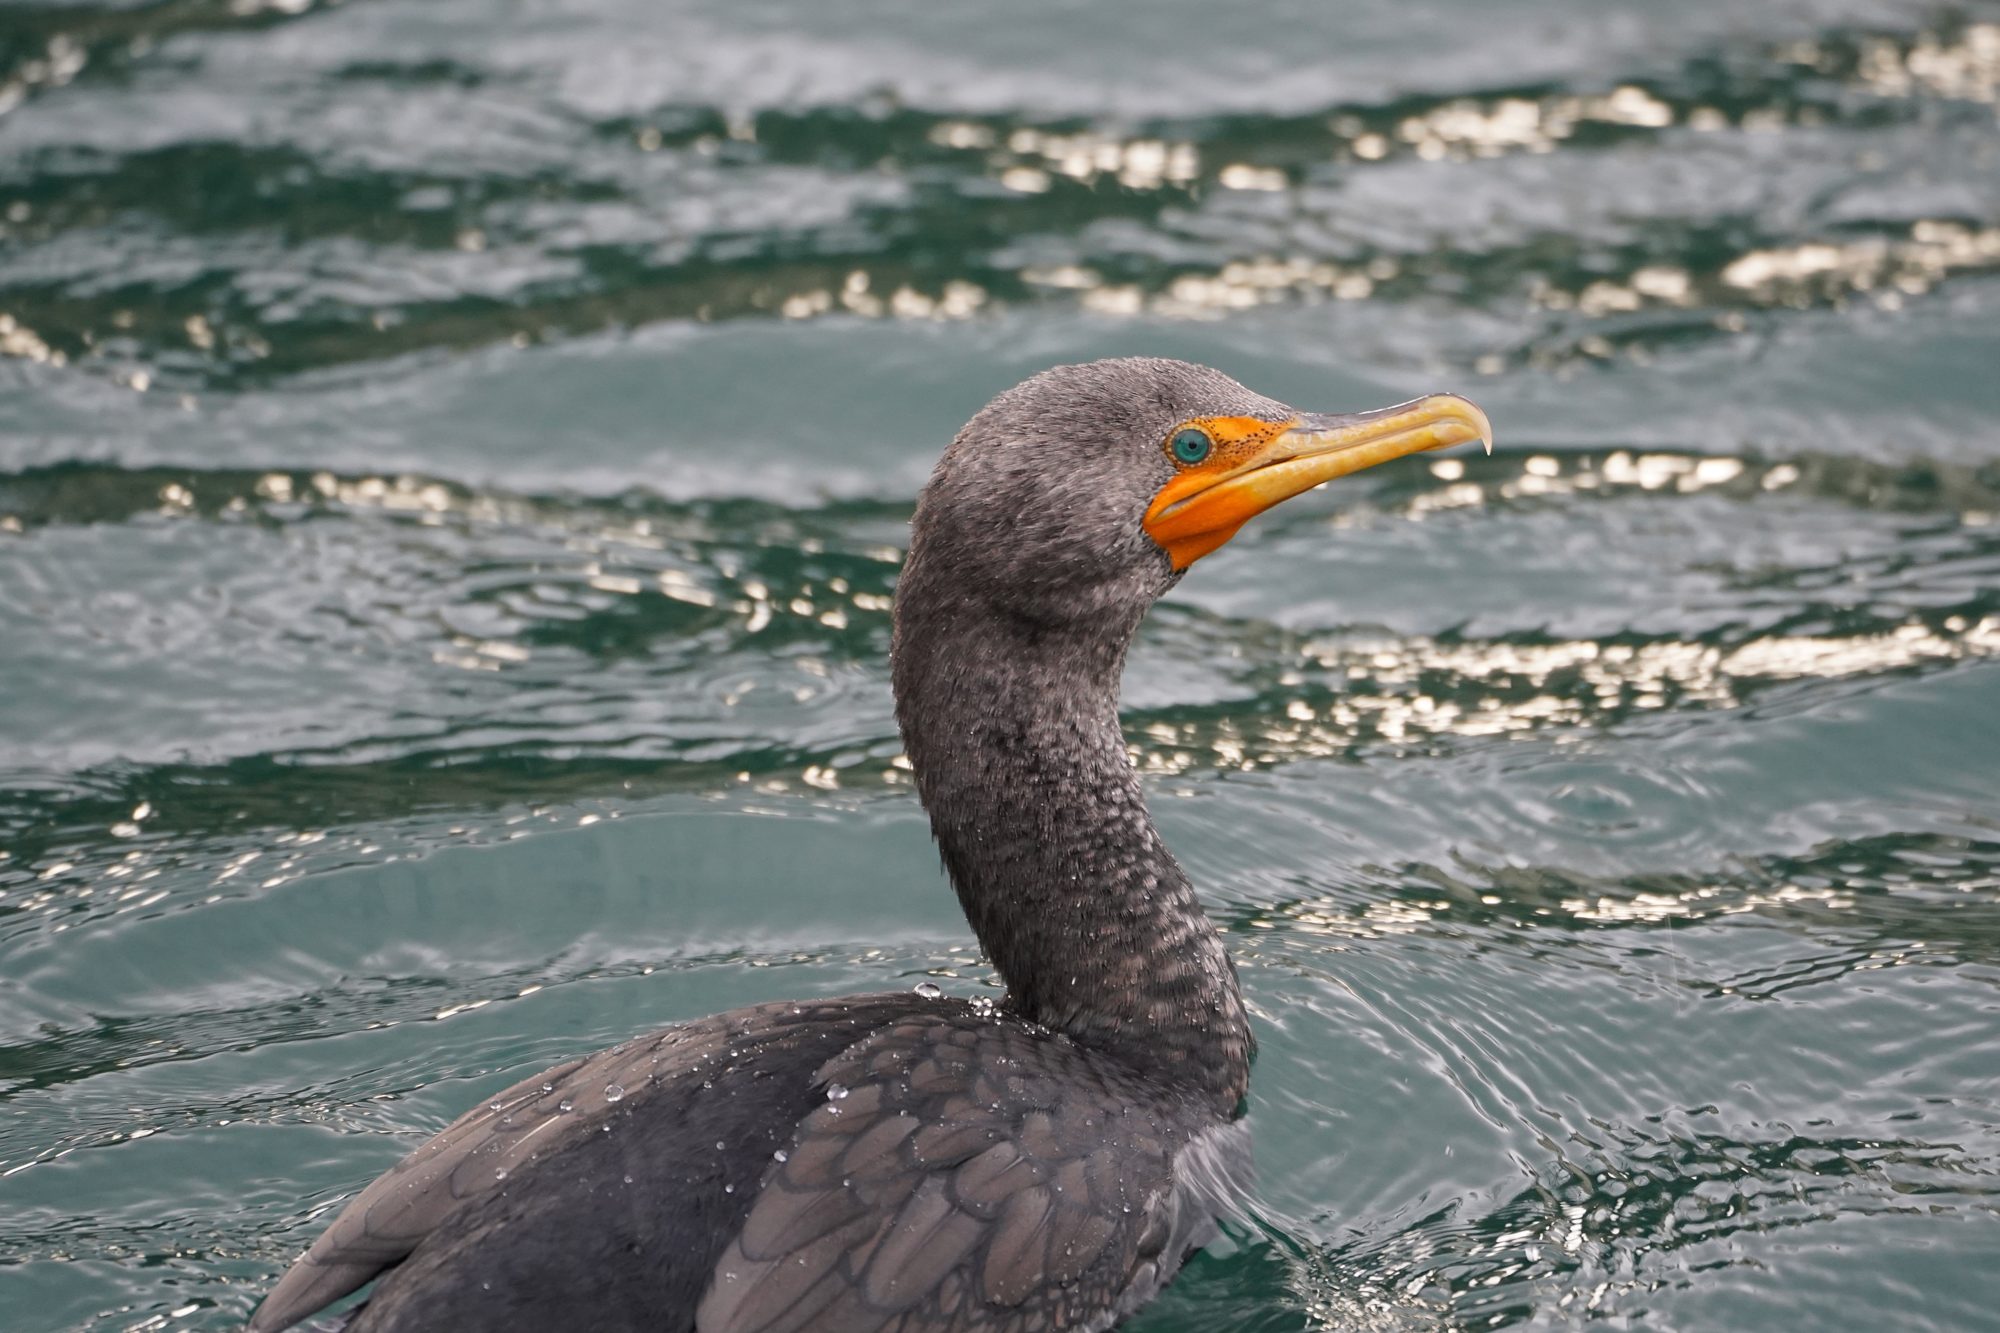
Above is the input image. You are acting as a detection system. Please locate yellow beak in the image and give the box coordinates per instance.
[1142,394,1493,568]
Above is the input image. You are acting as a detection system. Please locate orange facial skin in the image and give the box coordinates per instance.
[1142,395,1493,568]
[1144,415,1300,566]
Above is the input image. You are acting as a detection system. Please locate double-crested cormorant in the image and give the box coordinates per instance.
[251,358,1490,1333]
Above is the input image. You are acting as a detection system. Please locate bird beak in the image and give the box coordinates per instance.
[1143,394,1493,568]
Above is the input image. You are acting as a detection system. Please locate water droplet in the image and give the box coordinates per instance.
[494,1169,508,1181]
[604,1084,625,1102]
[623,1174,633,1185]
[723,1183,734,1193]
[913,980,942,999]
[557,1099,573,1113]
[826,1083,850,1100]
[540,1083,554,1093]
[716,1140,726,1151]
[773,1149,789,1163]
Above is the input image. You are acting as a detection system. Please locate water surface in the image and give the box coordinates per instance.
[3,1,1999,1329]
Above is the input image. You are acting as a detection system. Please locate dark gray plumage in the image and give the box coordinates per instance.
[252,358,1280,1333]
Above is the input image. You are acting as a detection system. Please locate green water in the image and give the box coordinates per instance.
[4,0,2000,1328]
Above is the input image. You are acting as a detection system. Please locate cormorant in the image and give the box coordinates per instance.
[251,357,1491,1333]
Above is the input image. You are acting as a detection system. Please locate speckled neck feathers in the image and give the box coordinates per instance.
[892,415,1254,1113]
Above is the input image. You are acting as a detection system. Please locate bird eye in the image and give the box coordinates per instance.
[1170,428,1212,465]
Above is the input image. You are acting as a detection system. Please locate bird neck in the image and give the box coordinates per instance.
[891,595,1251,1114]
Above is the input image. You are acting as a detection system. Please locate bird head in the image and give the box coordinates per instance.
[903,357,1491,631]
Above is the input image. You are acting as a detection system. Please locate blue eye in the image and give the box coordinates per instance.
[1170,428,1211,465]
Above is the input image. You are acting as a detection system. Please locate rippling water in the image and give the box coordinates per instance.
[4,1,2000,1329]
